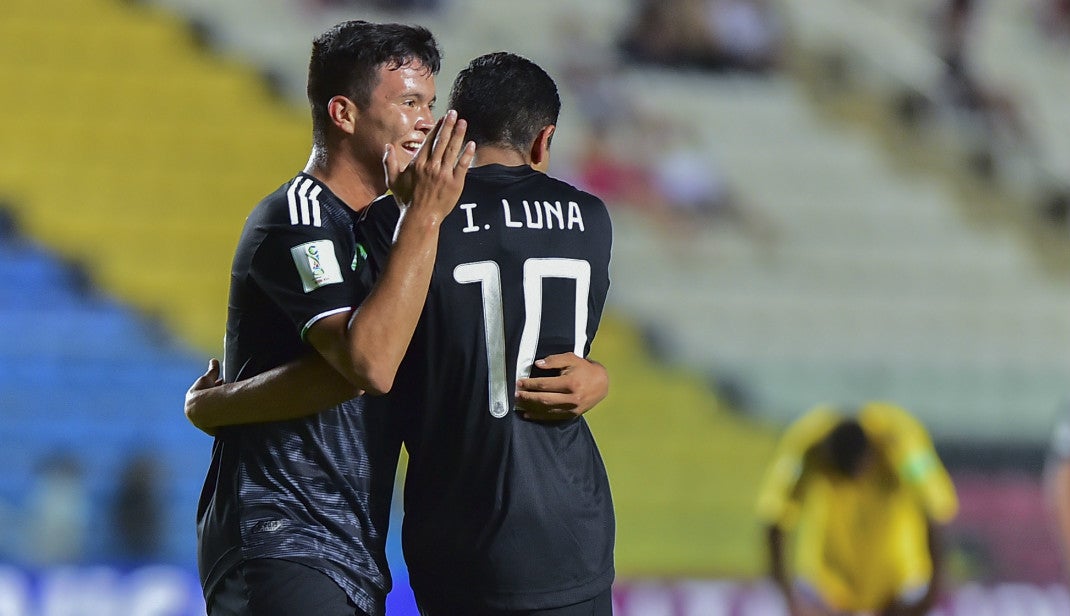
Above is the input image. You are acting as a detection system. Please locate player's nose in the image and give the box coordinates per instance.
[415,113,434,134]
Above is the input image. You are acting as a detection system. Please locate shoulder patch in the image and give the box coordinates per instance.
[290,239,343,292]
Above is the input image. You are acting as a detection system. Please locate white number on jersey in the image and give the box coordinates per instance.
[453,258,591,418]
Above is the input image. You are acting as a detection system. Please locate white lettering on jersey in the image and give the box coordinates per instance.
[523,200,543,229]
[544,201,563,229]
[495,199,585,232]
[290,239,343,292]
[503,199,524,228]
[461,203,479,233]
[567,201,585,231]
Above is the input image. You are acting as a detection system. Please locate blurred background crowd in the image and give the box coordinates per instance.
[0,0,1068,613]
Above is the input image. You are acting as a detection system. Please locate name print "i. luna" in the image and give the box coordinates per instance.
[459,199,587,233]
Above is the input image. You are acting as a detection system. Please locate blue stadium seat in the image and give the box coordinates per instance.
[0,238,206,565]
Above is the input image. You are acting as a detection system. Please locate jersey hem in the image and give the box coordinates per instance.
[202,552,385,616]
[411,564,614,611]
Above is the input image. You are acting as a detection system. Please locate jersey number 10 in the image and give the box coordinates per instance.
[454,258,591,418]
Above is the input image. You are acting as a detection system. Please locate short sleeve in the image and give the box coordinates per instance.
[861,402,958,524]
[249,220,371,338]
[755,406,840,527]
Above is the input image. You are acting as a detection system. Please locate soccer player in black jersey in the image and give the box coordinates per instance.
[192,21,475,616]
[365,52,616,616]
[186,49,614,615]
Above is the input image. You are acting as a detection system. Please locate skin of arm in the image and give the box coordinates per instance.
[310,111,474,396]
[767,524,800,616]
[184,356,355,433]
[185,352,611,434]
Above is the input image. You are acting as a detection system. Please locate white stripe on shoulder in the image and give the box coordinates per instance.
[286,177,301,225]
[309,184,324,228]
[298,178,313,226]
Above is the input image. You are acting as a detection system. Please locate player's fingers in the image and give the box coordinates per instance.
[438,117,467,167]
[426,109,457,164]
[515,389,576,411]
[188,359,221,394]
[383,144,401,186]
[517,375,570,394]
[532,352,582,371]
[416,113,448,165]
[455,141,476,175]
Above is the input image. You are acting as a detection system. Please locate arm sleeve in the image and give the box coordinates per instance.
[248,221,371,338]
[861,402,959,524]
[755,407,840,527]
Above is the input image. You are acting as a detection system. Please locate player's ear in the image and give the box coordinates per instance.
[327,95,359,136]
[529,125,555,173]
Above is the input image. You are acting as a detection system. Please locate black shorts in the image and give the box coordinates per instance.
[416,587,613,616]
[207,558,369,616]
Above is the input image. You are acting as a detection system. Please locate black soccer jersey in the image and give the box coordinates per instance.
[361,164,615,610]
[197,173,399,616]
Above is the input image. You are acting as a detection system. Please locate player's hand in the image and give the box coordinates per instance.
[384,109,475,217]
[515,354,608,422]
[185,358,223,436]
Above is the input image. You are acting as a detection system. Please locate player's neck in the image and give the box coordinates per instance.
[473,146,530,169]
[303,149,382,213]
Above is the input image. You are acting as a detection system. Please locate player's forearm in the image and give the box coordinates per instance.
[344,207,441,394]
[766,525,793,599]
[186,355,358,429]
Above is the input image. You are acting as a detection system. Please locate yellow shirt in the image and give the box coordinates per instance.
[755,403,958,612]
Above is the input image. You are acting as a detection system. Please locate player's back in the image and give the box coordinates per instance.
[363,164,614,610]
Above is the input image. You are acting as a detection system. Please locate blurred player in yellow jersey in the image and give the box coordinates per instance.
[756,402,958,616]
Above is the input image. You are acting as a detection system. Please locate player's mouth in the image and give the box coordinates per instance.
[401,140,423,155]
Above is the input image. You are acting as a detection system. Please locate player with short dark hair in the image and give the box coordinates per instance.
[825,418,869,477]
[360,51,615,615]
[186,46,613,615]
[195,20,474,616]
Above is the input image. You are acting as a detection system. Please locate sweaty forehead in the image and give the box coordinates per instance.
[373,62,436,97]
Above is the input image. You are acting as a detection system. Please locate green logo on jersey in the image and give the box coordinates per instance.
[352,244,368,271]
